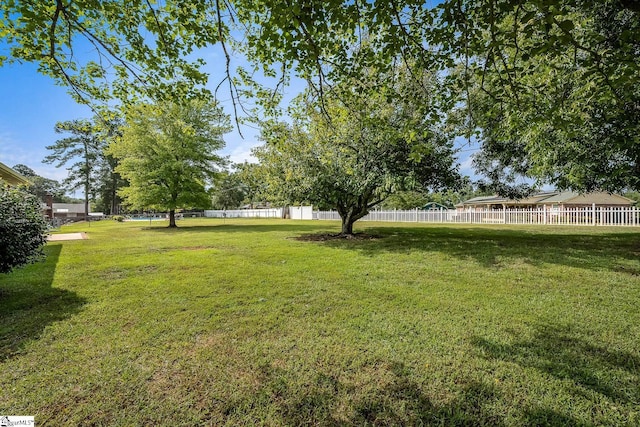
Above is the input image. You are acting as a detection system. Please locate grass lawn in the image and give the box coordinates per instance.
[1,218,639,426]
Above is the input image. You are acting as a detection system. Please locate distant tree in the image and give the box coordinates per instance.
[11,164,37,178]
[0,185,48,274]
[211,171,246,210]
[93,117,127,215]
[108,99,231,227]
[44,119,104,219]
[11,164,66,202]
[381,191,430,210]
[93,153,127,215]
[624,191,640,204]
[235,162,266,209]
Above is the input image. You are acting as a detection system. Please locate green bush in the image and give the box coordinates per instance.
[112,215,125,222]
[0,185,49,273]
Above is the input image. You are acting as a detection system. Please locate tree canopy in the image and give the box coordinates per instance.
[2,1,638,193]
[455,1,640,194]
[107,99,231,227]
[0,0,217,107]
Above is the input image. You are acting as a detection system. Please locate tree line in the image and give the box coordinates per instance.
[16,84,483,234]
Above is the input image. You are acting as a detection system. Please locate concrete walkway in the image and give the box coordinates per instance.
[47,232,87,241]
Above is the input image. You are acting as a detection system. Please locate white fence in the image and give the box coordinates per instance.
[289,206,314,220]
[315,206,640,227]
[204,208,283,218]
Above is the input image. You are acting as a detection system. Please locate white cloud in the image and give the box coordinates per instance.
[224,141,260,165]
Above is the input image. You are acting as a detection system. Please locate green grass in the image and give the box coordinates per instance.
[1,218,639,426]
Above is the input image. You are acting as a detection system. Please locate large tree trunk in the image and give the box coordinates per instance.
[168,209,177,227]
[337,204,368,236]
[341,215,355,235]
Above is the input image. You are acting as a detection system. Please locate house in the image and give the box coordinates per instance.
[0,161,29,187]
[50,203,89,219]
[457,191,635,211]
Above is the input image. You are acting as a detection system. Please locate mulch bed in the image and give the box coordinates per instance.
[293,233,381,242]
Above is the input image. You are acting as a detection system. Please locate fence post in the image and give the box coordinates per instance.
[543,205,547,225]
[592,203,596,226]
[503,205,507,224]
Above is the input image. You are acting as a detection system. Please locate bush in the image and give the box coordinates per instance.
[112,215,125,222]
[0,185,49,273]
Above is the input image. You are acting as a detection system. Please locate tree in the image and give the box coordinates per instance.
[93,117,127,215]
[108,99,231,227]
[44,119,104,219]
[211,171,246,210]
[0,185,48,274]
[381,191,430,210]
[11,164,67,202]
[256,68,460,235]
[624,191,640,204]
[235,162,267,209]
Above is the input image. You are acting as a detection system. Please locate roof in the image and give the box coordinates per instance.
[460,191,635,207]
[53,203,88,214]
[516,192,558,205]
[541,192,634,205]
[0,162,29,186]
[462,195,508,204]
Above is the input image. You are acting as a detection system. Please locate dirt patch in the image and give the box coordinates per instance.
[293,233,381,242]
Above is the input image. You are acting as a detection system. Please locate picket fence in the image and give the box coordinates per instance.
[315,206,640,227]
[204,208,283,218]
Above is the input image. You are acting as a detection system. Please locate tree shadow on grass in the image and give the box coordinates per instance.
[0,244,86,361]
[141,222,334,235]
[471,323,640,406]
[140,222,640,275]
[217,326,631,425]
[219,359,594,426]
[522,407,592,427]
[318,226,640,275]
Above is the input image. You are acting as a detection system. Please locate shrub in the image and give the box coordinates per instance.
[112,215,125,222]
[0,185,49,273]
